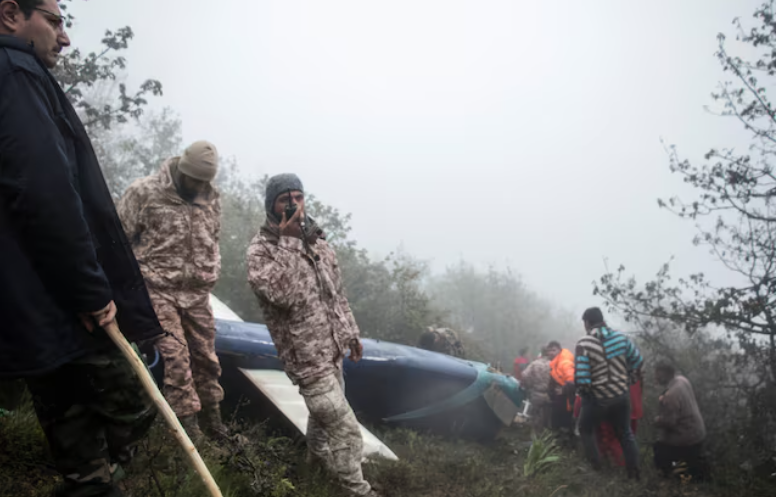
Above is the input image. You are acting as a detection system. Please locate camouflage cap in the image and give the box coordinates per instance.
[265,173,304,216]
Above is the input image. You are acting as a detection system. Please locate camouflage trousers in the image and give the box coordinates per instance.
[528,392,551,433]
[25,345,156,497]
[149,290,224,417]
[299,371,372,496]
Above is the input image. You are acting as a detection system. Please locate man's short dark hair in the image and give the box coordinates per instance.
[14,0,46,18]
[547,340,561,350]
[655,361,676,377]
[582,307,605,327]
[519,347,529,356]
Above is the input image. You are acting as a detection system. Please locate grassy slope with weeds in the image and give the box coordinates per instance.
[1,392,774,497]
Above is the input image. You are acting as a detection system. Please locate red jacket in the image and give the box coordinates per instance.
[513,356,529,380]
[629,379,643,420]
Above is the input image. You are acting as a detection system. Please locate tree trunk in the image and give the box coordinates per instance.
[770,331,776,383]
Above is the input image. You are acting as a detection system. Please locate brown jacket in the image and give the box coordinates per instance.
[117,159,221,294]
[657,375,706,446]
[246,223,360,384]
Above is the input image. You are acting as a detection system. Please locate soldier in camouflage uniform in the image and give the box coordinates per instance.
[118,141,228,442]
[247,174,378,497]
[418,326,466,358]
[520,351,552,431]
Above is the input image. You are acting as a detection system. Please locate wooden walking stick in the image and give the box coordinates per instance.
[104,321,223,497]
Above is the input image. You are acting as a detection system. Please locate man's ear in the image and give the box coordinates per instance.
[0,1,23,34]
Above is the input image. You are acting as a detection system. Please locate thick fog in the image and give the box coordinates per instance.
[68,0,759,313]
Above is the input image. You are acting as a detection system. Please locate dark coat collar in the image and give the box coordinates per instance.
[0,34,35,53]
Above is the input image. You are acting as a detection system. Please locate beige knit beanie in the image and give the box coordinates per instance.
[178,140,219,182]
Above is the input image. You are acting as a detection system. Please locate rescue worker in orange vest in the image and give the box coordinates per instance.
[547,340,575,444]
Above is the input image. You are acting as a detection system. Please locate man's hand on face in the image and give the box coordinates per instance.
[348,338,364,363]
[79,300,117,333]
[279,205,304,238]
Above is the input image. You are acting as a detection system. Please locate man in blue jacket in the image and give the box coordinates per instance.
[0,1,164,495]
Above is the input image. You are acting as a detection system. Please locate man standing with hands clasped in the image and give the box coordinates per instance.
[118,140,228,443]
[247,174,378,497]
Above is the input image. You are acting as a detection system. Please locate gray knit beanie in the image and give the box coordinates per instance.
[265,173,304,218]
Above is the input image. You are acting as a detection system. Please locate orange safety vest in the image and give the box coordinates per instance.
[550,349,575,411]
[550,348,575,385]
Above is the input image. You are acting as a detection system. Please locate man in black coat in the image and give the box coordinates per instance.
[0,1,164,495]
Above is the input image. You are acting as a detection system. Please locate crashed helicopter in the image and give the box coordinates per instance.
[143,294,526,460]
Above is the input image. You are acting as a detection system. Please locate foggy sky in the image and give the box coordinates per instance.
[67,0,760,317]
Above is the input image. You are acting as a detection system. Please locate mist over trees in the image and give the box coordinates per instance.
[54,5,573,359]
[428,262,580,366]
[87,102,571,359]
[13,0,773,492]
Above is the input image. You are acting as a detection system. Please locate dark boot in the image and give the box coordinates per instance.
[179,414,205,445]
[200,404,230,442]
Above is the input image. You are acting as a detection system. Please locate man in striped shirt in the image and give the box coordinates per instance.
[575,307,643,479]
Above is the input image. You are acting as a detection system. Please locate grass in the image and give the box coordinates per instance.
[1,390,774,497]
[524,430,562,478]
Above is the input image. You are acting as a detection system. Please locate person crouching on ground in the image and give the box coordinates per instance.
[653,361,709,481]
[247,173,378,497]
[418,326,466,358]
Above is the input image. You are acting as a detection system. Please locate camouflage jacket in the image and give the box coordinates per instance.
[521,357,551,395]
[246,223,360,384]
[117,158,221,293]
[426,327,466,358]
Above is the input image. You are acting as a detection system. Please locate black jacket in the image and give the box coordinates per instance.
[0,36,163,378]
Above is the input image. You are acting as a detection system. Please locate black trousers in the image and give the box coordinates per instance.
[550,392,574,431]
[549,391,575,448]
[654,441,710,481]
[25,346,156,497]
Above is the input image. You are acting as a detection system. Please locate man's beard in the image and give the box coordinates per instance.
[178,186,198,202]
